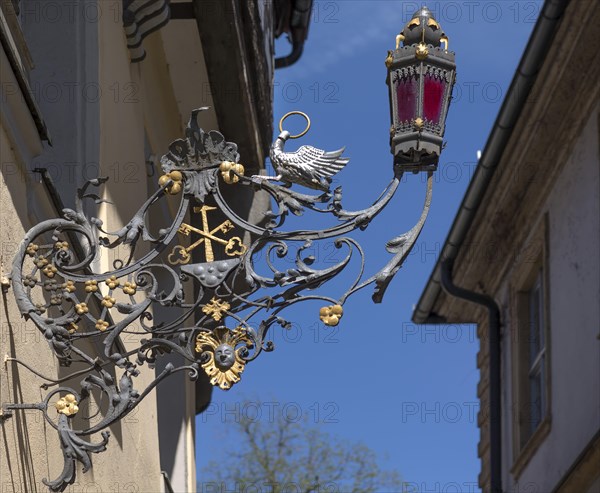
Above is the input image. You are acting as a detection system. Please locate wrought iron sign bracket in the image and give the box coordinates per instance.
[1,7,455,491]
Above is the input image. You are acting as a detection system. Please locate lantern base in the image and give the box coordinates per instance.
[394,151,438,173]
[391,132,442,172]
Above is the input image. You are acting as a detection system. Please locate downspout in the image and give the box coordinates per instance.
[441,258,502,493]
[275,39,304,68]
[274,0,313,69]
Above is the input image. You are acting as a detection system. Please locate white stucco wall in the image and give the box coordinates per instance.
[503,106,600,492]
[1,2,202,491]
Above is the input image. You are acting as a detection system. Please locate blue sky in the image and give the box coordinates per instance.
[196,1,541,489]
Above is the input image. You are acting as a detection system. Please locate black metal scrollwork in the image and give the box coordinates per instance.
[2,108,433,491]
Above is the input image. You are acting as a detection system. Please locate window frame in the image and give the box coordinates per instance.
[510,215,552,479]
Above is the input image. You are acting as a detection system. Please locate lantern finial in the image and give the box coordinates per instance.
[400,6,444,48]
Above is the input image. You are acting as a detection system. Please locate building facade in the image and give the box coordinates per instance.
[0,0,304,491]
[413,0,600,492]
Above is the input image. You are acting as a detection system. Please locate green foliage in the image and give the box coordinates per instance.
[198,401,403,493]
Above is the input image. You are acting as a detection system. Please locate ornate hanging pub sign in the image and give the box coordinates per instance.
[1,8,455,491]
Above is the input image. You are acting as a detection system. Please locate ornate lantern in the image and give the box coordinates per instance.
[386,7,456,172]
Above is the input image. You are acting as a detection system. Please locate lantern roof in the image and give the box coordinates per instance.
[400,6,445,48]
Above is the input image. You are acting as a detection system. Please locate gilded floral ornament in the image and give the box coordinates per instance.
[123,281,137,295]
[101,296,116,308]
[55,394,79,416]
[84,280,98,293]
[158,170,183,195]
[54,241,69,251]
[415,42,429,59]
[34,256,48,268]
[219,161,245,184]
[62,280,76,293]
[75,303,88,315]
[202,297,231,321]
[95,320,109,332]
[42,264,58,278]
[319,304,343,326]
[105,276,120,289]
[26,244,39,257]
[195,327,251,390]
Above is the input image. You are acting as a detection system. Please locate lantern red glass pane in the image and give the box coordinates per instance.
[423,74,446,125]
[396,75,417,123]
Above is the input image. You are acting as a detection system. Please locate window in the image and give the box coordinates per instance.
[524,269,546,441]
[510,217,551,477]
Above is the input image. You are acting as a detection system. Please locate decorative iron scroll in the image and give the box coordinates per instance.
[1,108,433,491]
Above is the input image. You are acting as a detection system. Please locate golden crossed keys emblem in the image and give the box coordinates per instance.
[168,206,247,265]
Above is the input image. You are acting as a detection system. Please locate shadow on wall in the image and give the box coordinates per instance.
[2,290,41,491]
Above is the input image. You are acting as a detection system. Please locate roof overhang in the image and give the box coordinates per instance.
[191,0,273,172]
